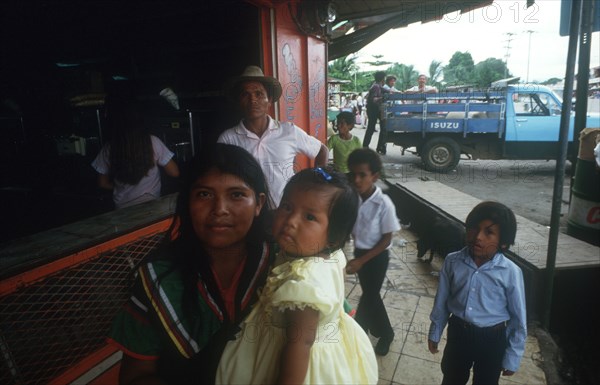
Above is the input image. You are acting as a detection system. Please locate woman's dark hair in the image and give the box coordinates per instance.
[155,143,272,321]
[173,143,272,249]
[280,166,358,250]
[106,100,154,185]
[465,201,517,249]
[347,147,383,174]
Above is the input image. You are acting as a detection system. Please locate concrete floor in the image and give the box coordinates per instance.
[342,228,548,385]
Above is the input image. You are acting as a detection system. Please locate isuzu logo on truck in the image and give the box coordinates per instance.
[429,122,460,129]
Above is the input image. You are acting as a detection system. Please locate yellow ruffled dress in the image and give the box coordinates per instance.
[216,249,378,384]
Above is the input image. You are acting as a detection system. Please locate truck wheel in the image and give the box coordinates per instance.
[421,137,461,172]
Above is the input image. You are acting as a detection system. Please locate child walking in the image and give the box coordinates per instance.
[328,110,362,173]
[216,167,378,384]
[428,201,527,385]
[346,148,400,356]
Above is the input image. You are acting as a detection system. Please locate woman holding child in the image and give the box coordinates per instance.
[109,144,378,384]
[108,144,273,384]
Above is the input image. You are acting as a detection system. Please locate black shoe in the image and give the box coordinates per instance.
[377,148,386,155]
[375,335,393,356]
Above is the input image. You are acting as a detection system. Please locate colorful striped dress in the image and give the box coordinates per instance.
[107,242,272,383]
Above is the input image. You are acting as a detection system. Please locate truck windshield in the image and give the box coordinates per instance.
[550,89,563,104]
[514,93,561,116]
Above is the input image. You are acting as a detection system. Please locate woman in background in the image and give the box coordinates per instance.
[91,99,179,209]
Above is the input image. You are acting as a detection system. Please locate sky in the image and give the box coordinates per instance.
[354,0,600,83]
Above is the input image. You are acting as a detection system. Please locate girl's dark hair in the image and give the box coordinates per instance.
[281,166,358,250]
[155,143,272,321]
[106,100,155,185]
[465,201,517,249]
[336,111,355,126]
[347,147,383,174]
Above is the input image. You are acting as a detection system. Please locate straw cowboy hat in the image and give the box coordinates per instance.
[226,65,282,102]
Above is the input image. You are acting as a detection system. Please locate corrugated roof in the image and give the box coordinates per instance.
[328,0,495,59]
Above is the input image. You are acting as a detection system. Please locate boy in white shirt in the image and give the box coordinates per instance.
[346,148,400,356]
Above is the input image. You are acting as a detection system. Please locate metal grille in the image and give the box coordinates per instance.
[0,231,166,385]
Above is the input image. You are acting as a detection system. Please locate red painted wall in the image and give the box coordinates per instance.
[272,3,327,169]
[307,39,327,142]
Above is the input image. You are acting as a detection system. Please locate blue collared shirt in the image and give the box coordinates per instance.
[428,247,527,372]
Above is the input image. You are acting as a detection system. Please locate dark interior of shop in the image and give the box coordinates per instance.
[1,1,262,242]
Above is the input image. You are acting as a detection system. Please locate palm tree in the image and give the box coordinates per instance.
[398,64,418,90]
[328,55,357,79]
[428,60,443,88]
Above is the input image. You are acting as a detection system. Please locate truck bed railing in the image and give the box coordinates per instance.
[384,91,507,138]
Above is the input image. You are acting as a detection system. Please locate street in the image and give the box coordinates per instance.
[347,122,573,230]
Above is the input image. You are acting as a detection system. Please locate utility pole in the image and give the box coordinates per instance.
[524,30,536,83]
[503,32,516,78]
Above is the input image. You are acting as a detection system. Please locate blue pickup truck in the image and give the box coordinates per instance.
[383,83,600,171]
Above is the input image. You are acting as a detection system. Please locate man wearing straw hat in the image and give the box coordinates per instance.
[218,65,328,206]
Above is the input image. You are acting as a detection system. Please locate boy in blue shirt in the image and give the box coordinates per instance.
[428,201,527,385]
[347,148,400,356]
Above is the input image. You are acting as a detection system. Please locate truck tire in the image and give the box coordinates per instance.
[421,137,461,172]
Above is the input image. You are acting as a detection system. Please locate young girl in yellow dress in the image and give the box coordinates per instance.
[217,167,378,384]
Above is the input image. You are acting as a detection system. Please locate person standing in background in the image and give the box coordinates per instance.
[218,65,328,206]
[91,99,179,209]
[363,71,386,152]
[383,75,401,94]
[405,74,438,94]
[357,92,366,127]
[328,111,361,173]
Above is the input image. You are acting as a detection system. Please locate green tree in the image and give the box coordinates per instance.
[474,58,509,87]
[328,55,360,91]
[328,55,356,80]
[385,63,404,89]
[428,60,444,89]
[541,77,562,85]
[386,64,418,90]
[443,51,475,86]
[354,72,373,92]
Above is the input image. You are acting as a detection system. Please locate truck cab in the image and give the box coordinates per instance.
[504,85,575,159]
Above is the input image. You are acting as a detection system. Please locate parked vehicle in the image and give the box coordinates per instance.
[383,78,600,171]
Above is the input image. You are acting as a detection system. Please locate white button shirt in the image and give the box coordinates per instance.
[217,116,322,205]
[352,186,400,249]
